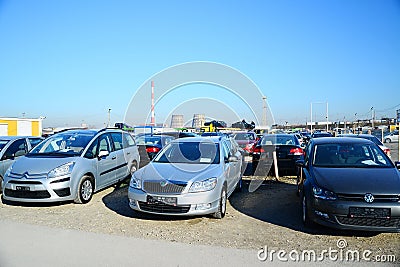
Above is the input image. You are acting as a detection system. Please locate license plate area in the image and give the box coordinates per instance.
[16,186,30,191]
[147,195,177,206]
[349,207,390,219]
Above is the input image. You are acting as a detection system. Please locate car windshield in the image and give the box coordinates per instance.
[234,133,255,141]
[261,135,296,145]
[136,136,162,146]
[154,141,220,164]
[29,131,95,156]
[0,140,10,151]
[313,143,393,168]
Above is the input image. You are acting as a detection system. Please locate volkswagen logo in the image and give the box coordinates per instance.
[364,193,374,203]
[160,180,169,187]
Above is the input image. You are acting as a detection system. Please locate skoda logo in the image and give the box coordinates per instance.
[364,193,374,203]
[160,180,169,187]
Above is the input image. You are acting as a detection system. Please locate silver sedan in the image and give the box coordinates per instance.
[128,136,243,218]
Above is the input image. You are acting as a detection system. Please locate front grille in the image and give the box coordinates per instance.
[337,216,400,228]
[138,201,190,214]
[337,194,400,202]
[143,181,187,194]
[8,172,47,179]
[5,189,51,199]
[54,188,71,197]
[9,180,42,185]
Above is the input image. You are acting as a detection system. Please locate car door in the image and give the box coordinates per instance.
[0,138,28,177]
[95,133,117,188]
[110,132,128,180]
[221,141,236,194]
[122,133,140,173]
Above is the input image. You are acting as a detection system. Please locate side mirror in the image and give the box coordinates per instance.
[2,154,14,160]
[395,161,400,171]
[227,156,238,162]
[98,150,109,159]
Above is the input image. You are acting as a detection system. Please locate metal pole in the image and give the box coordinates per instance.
[107,108,111,127]
[326,102,329,132]
[398,121,400,162]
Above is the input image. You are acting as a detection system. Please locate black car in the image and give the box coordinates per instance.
[135,134,175,167]
[154,131,199,139]
[311,131,333,138]
[297,137,400,232]
[252,134,304,176]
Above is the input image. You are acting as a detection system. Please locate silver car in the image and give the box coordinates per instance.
[0,136,44,191]
[3,129,140,204]
[128,136,243,218]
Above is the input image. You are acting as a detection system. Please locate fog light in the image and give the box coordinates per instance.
[314,210,329,219]
[129,199,137,207]
[196,203,211,210]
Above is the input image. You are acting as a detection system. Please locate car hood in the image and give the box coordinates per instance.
[136,162,222,183]
[10,156,77,175]
[313,167,400,194]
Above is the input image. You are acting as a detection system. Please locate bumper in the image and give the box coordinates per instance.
[128,187,221,216]
[2,175,75,203]
[308,197,400,232]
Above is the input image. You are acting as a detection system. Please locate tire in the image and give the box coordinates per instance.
[130,161,138,175]
[213,187,227,219]
[74,175,94,204]
[302,195,315,227]
[384,138,391,143]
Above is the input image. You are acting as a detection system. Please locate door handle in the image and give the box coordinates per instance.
[111,156,116,160]
[126,152,131,155]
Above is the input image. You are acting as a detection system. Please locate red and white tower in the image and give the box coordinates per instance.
[151,81,155,126]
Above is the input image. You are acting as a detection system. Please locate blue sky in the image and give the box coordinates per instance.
[0,0,399,128]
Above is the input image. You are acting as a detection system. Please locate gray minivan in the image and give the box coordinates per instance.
[3,129,140,204]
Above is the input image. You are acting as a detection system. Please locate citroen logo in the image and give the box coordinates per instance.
[364,193,374,203]
[22,172,29,179]
[160,180,169,187]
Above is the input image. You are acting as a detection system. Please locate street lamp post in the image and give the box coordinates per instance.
[107,108,111,127]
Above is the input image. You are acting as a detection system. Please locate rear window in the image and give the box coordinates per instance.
[261,135,298,145]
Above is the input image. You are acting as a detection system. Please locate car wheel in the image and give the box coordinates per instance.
[384,138,391,143]
[74,175,94,204]
[130,161,138,175]
[213,187,227,219]
[302,195,314,227]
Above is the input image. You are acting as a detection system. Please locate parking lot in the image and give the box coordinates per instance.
[1,151,399,265]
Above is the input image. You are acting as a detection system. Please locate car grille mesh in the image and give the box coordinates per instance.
[143,181,187,194]
[337,216,400,228]
[138,201,190,214]
[4,189,51,199]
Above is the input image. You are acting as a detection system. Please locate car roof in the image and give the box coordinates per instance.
[170,136,223,143]
[312,137,374,145]
[0,136,38,141]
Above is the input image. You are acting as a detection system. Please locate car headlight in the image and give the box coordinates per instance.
[189,178,217,193]
[48,162,75,178]
[130,174,142,189]
[312,185,337,200]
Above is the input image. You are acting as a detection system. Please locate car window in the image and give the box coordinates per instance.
[123,133,136,147]
[84,138,98,159]
[0,140,10,152]
[28,138,43,148]
[3,139,27,159]
[154,141,220,164]
[313,143,392,168]
[98,134,113,153]
[110,132,123,151]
